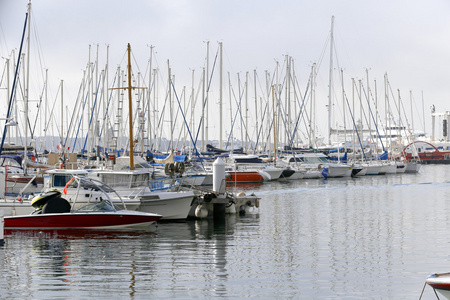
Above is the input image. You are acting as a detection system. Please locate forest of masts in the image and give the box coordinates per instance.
[0,31,427,159]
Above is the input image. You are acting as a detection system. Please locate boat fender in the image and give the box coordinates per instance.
[255,198,260,208]
[321,167,329,178]
[239,205,246,216]
[237,192,246,197]
[226,203,236,214]
[195,204,208,219]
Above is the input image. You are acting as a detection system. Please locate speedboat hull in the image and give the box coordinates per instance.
[5,211,161,230]
[426,273,450,299]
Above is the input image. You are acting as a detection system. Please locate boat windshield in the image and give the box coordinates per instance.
[78,180,115,193]
[66,177,115,193]
[75,200,121,212]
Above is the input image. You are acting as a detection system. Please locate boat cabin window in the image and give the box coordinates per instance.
[53,174,73,187]
[100,173,149,188]
[289,157,303,163]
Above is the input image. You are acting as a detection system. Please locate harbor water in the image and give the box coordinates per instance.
[2,164,450,299]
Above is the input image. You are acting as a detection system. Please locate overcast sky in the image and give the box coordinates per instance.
[1,0,450,143]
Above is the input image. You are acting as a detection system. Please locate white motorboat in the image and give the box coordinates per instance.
[90,169,195,221]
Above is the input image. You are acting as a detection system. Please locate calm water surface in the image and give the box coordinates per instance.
[2,164,450,299]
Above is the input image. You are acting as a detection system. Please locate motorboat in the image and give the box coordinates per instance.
[4,176,162,230]
[425,273,450,299]
[284,153,352,178]
[226,154,283,181]
[89,168,195,221]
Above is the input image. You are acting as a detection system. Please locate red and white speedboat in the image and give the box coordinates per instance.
[425,273,450,299]
[4,176,162,230]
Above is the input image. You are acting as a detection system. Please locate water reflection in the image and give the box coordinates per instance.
[2,165,450,298]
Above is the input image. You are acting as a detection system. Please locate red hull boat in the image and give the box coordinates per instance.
[5,210,161,230]
[425,273,450,299]
[5,176,162,230]
[226,171,265,183]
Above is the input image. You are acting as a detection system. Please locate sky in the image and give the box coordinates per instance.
[1,0,450,147]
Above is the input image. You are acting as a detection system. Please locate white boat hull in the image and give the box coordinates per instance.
[303,169,324,179]
[325,164,352,178]
[0,200,34,216]
[385,163,398,174]
[136,191,195,220]
[364,164,381,175]
[286,170,305,180]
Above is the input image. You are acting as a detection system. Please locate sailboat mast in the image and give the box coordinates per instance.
[168,61,173,150]
[147,46,153,151]
[310,63,316,148]
[410,90,414,139]
[24,0,32,174]
[254,69,258,153]
[245,71,248,151]
[327,15,335,146]
[104,44,109,156]
[272,86,277,159]
[219,42,223,149]
[61,80,64,149]
[6,59,10,144]
[127,43,135,170]
[205,41,209,152]
[341,69,346,152]
[201,67,205,151]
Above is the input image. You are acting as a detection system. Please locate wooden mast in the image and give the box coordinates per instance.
[109,44,146,170]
